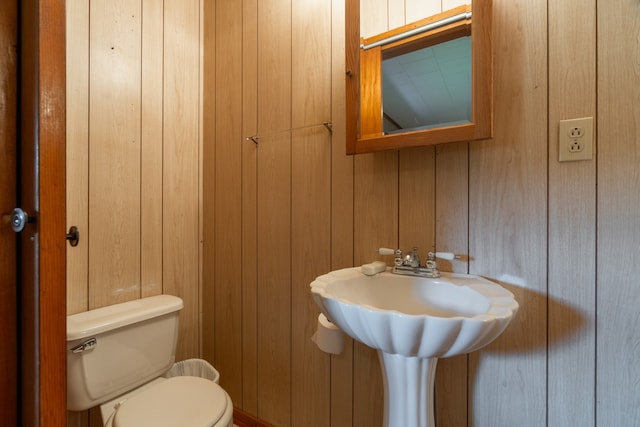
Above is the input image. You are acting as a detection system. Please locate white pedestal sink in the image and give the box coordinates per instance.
[310,267,518,427]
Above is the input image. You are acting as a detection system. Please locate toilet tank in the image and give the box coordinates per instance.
[66,295,184,411]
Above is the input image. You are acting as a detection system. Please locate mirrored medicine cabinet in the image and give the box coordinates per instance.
[345,0,493,154]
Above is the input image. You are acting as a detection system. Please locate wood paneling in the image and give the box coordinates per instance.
[162,0,201,360]
[212,0,244,404]
[241,0,259,414]
[435,141,469,426]
[399,147,436,257]
[548,0,596,425]
[330,1,355,425]
[201,0,216,370]
[255,0,292,424]
[140,0,165,298]
[406,0,439,26]
[597,1,640,426]
[291,129,332,427]
[65,0,89,315]
[66,0,202,361]
[353,151,398,426]
[88,0,142,308]
[290,1,333,425]
[360,0,388,39]
[256,133,292,426]
[468,0,548,425]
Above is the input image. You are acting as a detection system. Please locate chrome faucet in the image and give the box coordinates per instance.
[379,247,455,278]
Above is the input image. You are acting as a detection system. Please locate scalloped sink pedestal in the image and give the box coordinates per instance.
[310,267,518,427]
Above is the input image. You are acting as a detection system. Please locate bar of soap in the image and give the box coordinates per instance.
[361,261,387,276]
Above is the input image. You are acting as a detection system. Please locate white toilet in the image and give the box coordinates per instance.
[66,295,234,427]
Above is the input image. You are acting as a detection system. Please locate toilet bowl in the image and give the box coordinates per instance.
[66,295,233,427]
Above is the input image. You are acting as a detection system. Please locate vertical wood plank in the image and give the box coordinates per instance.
[548,0,596,425]
[196,1,205,357]
[257,0,292,135]
[291,0,333,425]
[435,142,469,275]
[387,0,405,33]
[406,0,440,24]
[399,147,435,261]
[256,2,293,424]
[242,0,259,414]
[442,0,468,11]
[331,0,355,425]
[596,2,640,426]
[89,0,142,308]
[213,0,244,403]
[291,129,332,427]
[291,0,331,128]
[434,141,469,427]
[65,0,89,315]
[354,5,399,423]
[140,0,164,298]
[353,155,399,260]
[201,0,216,367]
[256,134,292,426]
[468,0,548,425]
[353,152,398,427]
[360,0,388,39]
[163,0,201,359]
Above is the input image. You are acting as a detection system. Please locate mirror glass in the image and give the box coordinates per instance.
[345,0,492,154]
[382,36,471,134]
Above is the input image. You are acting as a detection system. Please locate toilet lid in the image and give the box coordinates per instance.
[113,376,229,427]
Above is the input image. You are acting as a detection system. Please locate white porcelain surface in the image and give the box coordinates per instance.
[67,295,183,411]
[310,267,518,358]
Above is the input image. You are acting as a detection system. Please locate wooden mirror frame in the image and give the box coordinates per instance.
[346,0,493,154]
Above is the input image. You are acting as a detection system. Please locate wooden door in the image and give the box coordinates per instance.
[0,1,18,424]
[18,0,67,425]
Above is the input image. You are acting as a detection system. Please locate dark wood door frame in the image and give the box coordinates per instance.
[19,0,66,425]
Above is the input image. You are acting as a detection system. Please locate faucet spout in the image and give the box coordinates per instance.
[378,247,455,278]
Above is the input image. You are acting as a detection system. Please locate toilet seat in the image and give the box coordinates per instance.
[111,376,231,427]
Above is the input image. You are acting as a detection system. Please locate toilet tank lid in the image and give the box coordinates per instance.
[67,295,184,341]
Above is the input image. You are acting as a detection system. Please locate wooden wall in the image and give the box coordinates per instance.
[65,0,202,360]
[596,2,640,426]
[205,0,640,426]
[65,0,640,426]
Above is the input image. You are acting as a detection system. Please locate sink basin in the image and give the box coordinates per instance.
[310,266,518,427]
[310,267,518,358]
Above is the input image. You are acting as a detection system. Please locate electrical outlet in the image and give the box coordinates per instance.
[568,126,585,138]
[559,117,594,162]
[568,139,583,152]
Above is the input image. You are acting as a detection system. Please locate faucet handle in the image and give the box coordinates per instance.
[378,247,396,256]
[426,251,456,271]
[379,248,405,267]
[433,251,455,260]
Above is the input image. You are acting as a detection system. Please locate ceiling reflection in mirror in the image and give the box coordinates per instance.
[382,36,471,134]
